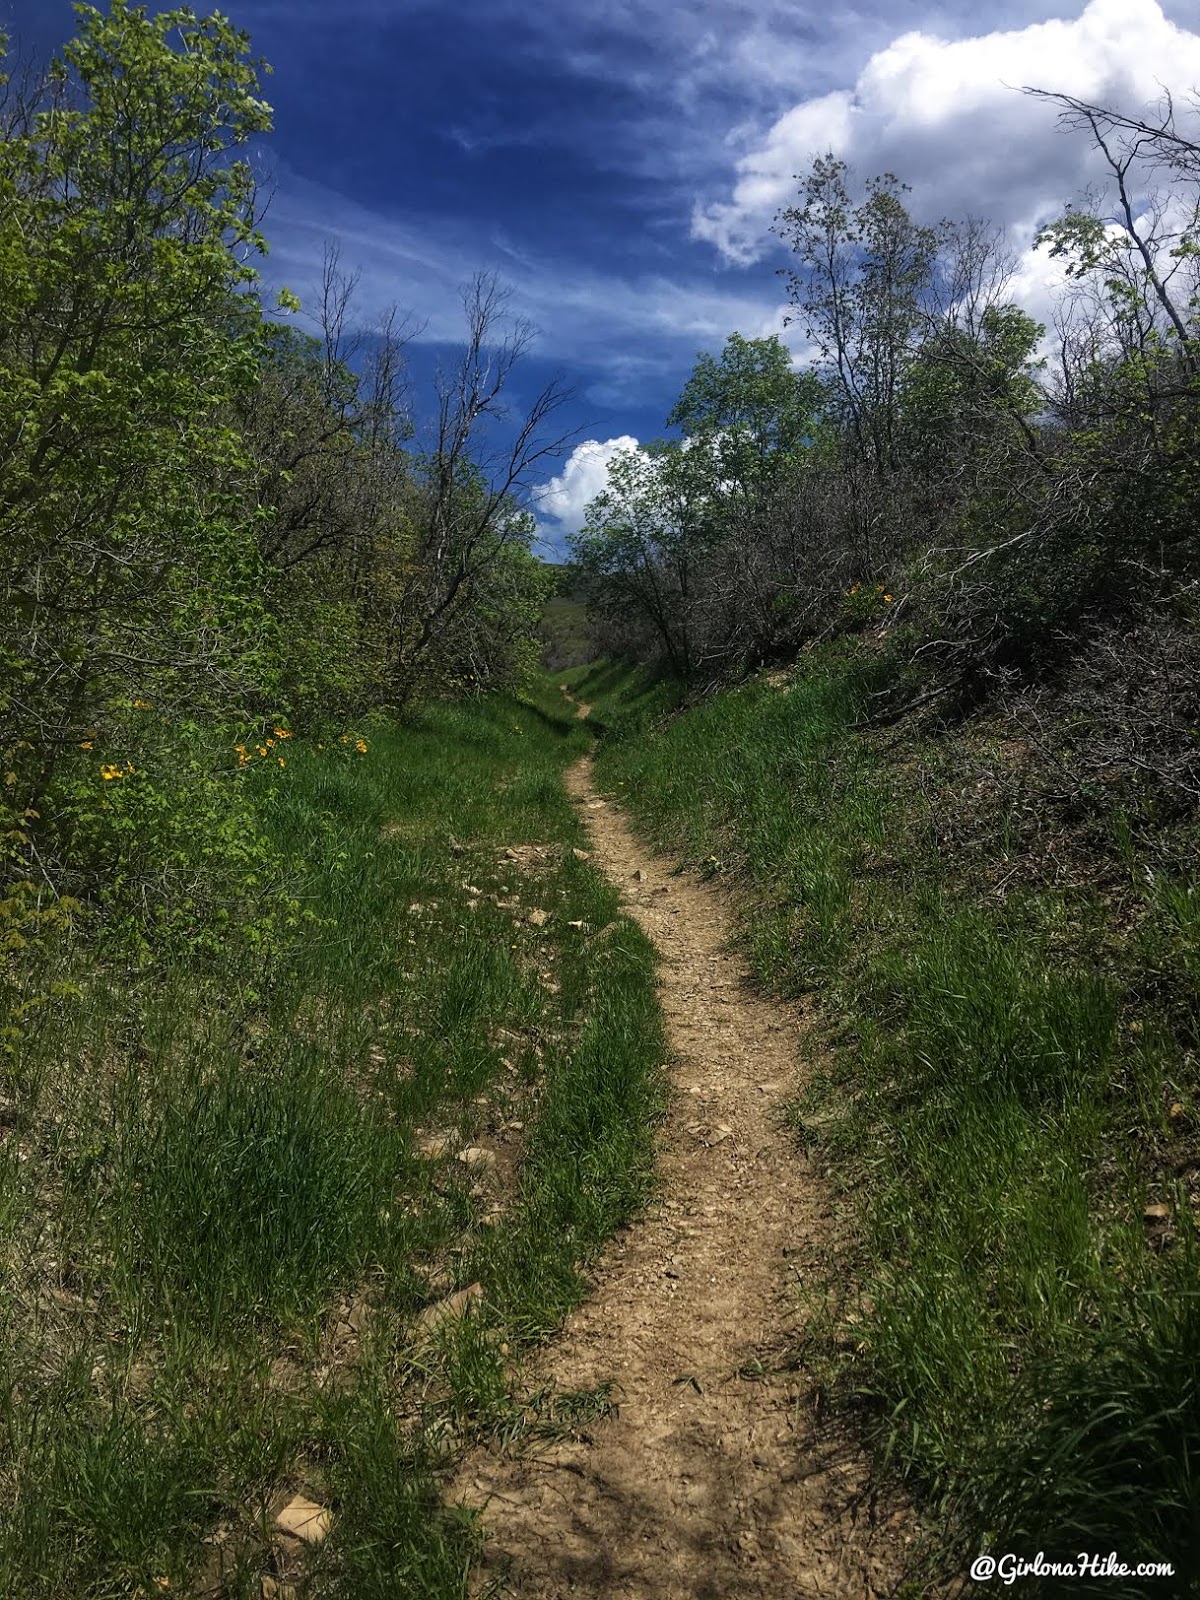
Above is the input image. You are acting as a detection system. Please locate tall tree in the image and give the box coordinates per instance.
[667,332,825,520]
[387,273,578,698]
[775,158,940,475]
[0,1,275,810]
[570,442,704,681]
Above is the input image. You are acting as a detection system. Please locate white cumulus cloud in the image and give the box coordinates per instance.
[531,435,640,546]
[693,0,1200,266]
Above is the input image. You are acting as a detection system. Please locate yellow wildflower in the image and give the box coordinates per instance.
[100,765,122,781]
[278,758,286,768]
[274,728,292,740]
[884,593,894,603]
[355,739,368,753]
[132,699,153,710]
[80,740,93,751]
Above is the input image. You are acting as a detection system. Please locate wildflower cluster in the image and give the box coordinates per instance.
[843,582,896,628]
[235,728,293,769]
[229,729,370,772]
[71,700,158,780]
[846,582,895,604]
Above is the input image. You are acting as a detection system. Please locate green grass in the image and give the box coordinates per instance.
[557,658,682,741]
[0,676,666,1597]
[539,593,595,671]
[590,646,1200,1596]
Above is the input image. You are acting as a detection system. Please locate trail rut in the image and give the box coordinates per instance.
[458,741,915,1598]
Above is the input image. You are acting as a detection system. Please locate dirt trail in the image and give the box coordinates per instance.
[458,722,914,1597]
[562,683,592,719]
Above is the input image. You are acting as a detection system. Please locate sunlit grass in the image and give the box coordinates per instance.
[0,676,666,1597]
[592,648,1200,1591]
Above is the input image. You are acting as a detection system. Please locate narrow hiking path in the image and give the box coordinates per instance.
[459,715,916,1598]
[566,690,592,719]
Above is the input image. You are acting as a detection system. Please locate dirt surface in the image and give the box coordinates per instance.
[562,683,592,720]
[456,730,917,1598]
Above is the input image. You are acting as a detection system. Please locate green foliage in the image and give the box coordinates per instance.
[575,124,1200,715]
[0,5,563,997]
[570,442,701,678]
[46,718,302,960]
[0,1,277,805]
[900,304,1044,468]
[776,158,940,471]
[437,533,557,694]
[572,333,832,679]
[667,331,827,495]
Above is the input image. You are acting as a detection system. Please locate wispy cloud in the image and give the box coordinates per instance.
[257,158,792,390]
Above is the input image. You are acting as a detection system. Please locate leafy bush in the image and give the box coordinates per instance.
[45,720,302,962]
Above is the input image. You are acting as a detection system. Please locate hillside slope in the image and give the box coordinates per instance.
[566,651,1200,1595]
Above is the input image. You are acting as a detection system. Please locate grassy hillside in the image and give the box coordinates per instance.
[0,678,665,1598]
[565,652,1200,1595]
[538,566,597,672]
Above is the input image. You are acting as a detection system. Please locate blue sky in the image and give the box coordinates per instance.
[5,0,1200,551]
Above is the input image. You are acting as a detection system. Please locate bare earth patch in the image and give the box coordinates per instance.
[559,681,592,720]
[456,746,917,1598]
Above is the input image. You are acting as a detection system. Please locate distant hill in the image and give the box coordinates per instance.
[539,563,595,669]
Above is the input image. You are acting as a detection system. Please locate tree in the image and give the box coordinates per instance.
[235,246,417,715]
[665,331,827,556]
[1027,87,1200,589]
[1027,86,1200,374]
[570,442,704,680]
[573,337,835,680]
[775,158,940,476]
[900,303,1045,487]
[384,272,578,698]
[0,1,275,813]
